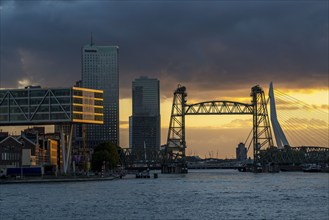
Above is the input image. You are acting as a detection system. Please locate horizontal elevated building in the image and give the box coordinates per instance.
[0,86,103,125]
[0,86,104,174]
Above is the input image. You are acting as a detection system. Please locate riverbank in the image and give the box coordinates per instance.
[0,175,122,184]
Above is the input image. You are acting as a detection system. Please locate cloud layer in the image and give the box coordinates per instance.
[1,0,328,99]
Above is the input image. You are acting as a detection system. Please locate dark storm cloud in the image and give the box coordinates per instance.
[0,0,327,98]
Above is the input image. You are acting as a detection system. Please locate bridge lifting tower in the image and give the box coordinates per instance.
[163,85,188,173]
[251,85,274,164]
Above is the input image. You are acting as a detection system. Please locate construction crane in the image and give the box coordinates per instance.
[82,124,88,172]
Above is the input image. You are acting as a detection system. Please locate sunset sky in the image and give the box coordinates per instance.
[0,0,328,158]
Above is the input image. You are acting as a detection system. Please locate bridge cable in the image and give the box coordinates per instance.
[244,128,253,154]
[274,89,328,127]
[274,94,328,136]
[273,91,328,146]
[274,89,328,117]
[276,106,328,144]
[277,109,328,138]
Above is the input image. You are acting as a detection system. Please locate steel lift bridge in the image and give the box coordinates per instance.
[162,83,329,173]
[162,84,272,173]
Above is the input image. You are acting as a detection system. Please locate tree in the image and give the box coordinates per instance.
[91,142,120,171]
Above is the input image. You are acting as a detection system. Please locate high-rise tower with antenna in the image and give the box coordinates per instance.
[81,37,119,147]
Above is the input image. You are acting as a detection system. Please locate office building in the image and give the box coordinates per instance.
[129,76,160,152]
[81,42,119,147]
[132,76,160,116]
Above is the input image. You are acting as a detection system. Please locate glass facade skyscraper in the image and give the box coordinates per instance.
[129,76,160,151]
[81,43,119,147]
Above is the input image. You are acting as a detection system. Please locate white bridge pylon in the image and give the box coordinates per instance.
[269,82,290,149]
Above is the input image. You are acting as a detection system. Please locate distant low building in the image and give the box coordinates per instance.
[236,142,247,161]
[0,136,22,168]
[0,131,9,141]
[0,127,61,171]
[0,134,40,169]
[39,132,62,170]
[47,139,58,166]
[17,135,39,166]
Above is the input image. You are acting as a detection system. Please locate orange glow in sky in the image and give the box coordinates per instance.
[119,87,329,158]
[1,87,327,159]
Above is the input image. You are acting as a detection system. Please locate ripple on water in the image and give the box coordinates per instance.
[1,170,328,220]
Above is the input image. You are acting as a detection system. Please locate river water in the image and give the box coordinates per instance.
[1,169,328,220]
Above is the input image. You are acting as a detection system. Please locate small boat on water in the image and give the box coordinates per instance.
[153,172,158,178]
[303,164,322,173]
[280,165,303,172]
[237,166,247,172]
[136,172,150,178]
[135,169,151,178]
[237,164,262,173]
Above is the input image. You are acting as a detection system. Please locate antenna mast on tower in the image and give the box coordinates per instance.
[90,32,94,46]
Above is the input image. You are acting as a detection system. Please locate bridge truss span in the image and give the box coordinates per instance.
[185,101,253,115]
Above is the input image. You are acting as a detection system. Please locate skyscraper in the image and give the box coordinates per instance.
[81,42,119,147]
[129,76,160,151]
